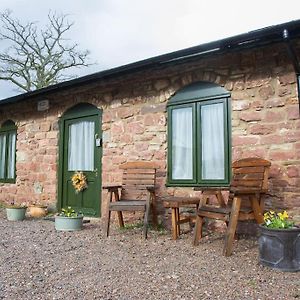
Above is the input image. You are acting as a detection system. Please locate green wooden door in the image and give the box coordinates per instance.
[59,104,102,217]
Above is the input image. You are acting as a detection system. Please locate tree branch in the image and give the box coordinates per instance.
[0,10,94,92]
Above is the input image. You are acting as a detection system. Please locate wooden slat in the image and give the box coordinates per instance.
[121,190,150,201]
[123,173,155,179]
[197,210,229,221]
[234,173,264,180]
[122,184,154,190]
[223,196,241,256]
[124,169,155,174]
[234,166,265,174]
[231,180,262,187]
[231,187,262,193]
[109,205,146,211]
[199,205,231,214]
[120,161,158,169]
[232,158,271,168]
[123,179,155,185]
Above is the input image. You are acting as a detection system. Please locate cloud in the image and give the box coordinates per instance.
[0,0,300,98]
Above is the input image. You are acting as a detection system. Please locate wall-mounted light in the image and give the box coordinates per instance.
[37,99,49,111]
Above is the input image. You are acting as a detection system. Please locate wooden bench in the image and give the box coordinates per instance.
[163,196,200,240]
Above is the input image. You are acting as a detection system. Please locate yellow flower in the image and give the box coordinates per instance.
[278,211,288,221]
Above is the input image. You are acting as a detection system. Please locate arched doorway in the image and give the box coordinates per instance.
[58,103,102,216]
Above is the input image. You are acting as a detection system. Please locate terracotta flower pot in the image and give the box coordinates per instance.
[28,205,48,218]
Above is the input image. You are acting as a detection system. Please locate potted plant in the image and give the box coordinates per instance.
[28,203,48,218]
[259,210,300,272]
[6,201,27,221]
[55,206,83,231]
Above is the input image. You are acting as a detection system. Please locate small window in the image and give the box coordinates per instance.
[167,82,231,187]
[0,120,17,183]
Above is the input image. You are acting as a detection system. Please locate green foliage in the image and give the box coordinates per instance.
[263,210,294,229]
[59,206,81,218]
[5,201,27,208]
[120,222,144,230]
[120,221,167,235]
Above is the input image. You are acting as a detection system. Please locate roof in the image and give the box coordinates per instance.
[1,19,300,106]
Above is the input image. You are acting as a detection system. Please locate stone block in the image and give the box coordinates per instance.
[232,135,260,146]
[258,84,275,100]
[264,110,286,122]
[232,100,250,111]
[239,111,262,122]
[265,98,285,108]
[269,150,295,161]
[248,124,274,135]
[154,79,169,91]
[287,106,299,120]
[278,73,296,85]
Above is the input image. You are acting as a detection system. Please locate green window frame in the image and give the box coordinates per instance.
[0,120,17,183]
[167,81,231,187]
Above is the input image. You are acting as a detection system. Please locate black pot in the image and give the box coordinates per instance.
[258,225,300,272]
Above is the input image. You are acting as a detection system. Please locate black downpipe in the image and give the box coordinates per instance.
[283,29,300,112]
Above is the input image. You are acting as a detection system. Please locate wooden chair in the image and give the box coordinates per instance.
[193,157,271,256]
[103,162,158,238]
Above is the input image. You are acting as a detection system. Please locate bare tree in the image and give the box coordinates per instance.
[0,10,92,92]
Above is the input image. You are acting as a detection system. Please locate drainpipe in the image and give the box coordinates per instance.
[283,29,300,112]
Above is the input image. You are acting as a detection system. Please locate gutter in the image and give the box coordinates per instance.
[283,29,300,112]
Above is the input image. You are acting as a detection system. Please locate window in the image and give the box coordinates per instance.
[167,82,231,187]
[0,120,17,183]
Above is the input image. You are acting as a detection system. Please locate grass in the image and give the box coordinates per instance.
[120,221,144,231]
[119,221,168,235]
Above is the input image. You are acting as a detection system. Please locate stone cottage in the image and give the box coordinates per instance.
[0,20,300,220]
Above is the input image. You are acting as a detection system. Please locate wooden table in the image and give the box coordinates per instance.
[163,196,200,240]
[194,187,229,207]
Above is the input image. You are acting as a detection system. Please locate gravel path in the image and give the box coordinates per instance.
[0,209,299,300]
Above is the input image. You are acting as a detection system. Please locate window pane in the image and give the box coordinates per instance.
[7,132,16,179]
[0,134,6,178]
[201,103,225,180]
[68,121,95,171]
[172,107,193,180]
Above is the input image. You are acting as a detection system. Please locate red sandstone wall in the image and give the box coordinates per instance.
[0,42,299,214]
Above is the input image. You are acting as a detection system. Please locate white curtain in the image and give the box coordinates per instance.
[172,107,193,180]
[201,103,225,180]
[68,121,95,171]
[7,132,16,179]
[0,134,6,178]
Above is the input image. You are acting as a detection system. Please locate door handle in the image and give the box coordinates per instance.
[94,168,98,177]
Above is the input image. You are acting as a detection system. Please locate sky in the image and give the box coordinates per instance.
[0,0,300,99]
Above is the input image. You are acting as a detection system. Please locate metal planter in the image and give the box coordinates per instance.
[55,215,83,231]
[259,225,300,272]
[6,207,27,221]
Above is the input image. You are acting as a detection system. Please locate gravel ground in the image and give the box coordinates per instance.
[0,209,299,300]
